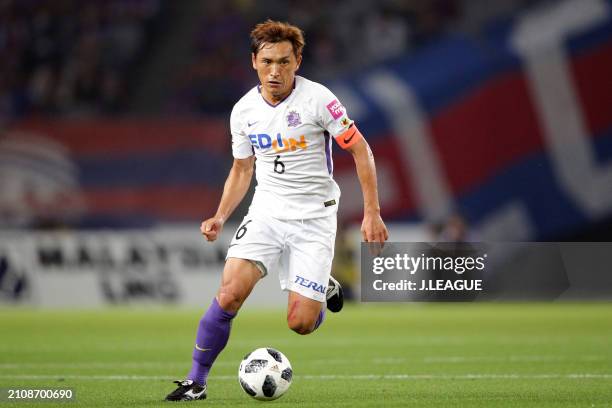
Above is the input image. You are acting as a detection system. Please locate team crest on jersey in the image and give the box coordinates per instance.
[286,110,301,127]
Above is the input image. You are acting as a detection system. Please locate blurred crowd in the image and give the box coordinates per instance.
[0,0,161,120]
[0,0,542,118]
[169,0,465,114]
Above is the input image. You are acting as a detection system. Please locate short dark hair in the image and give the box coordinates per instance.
[250,20,305,58]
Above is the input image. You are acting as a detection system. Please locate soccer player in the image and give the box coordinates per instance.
[165,20,388,401]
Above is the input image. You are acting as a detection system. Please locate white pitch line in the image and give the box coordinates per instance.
[421,355,607,363]
[0,355,607,370]
[1,335,609,353]
[0,362,191,369]
[0,373,610,381]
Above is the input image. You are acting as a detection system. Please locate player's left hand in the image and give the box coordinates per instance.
[361,211,389,243]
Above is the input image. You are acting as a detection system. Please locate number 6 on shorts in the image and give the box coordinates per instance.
[235,220,252,240]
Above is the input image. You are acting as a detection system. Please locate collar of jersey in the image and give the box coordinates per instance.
[257,78,297,108]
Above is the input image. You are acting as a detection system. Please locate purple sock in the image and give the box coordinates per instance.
[313,309,325,331]
[187,298,236,385]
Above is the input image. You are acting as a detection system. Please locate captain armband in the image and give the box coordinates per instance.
[334,125,363,149]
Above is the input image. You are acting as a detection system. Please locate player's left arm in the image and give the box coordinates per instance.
[344,134,389,243]
[316,84,388,242]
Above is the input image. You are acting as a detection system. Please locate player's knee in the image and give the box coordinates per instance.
[287,316,315,335]
[217,287,244,313]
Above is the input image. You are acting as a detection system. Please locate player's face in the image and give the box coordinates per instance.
[252,41,302,103]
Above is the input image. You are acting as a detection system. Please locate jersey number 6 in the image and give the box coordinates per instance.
[274,155,285,174]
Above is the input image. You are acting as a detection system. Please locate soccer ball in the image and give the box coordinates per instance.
[238,347,292,400]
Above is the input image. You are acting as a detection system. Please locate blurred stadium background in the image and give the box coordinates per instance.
[1,0,611,306]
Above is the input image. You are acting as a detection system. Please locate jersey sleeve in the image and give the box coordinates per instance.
[315,85,354,138]
[230,106,254,159]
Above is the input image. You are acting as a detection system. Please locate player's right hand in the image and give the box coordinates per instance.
[201,216,224,242]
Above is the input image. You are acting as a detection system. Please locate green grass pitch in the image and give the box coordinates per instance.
[1,303,611,407]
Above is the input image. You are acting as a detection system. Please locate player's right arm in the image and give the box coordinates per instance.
[202,102,255,241]
[201,156,254,241]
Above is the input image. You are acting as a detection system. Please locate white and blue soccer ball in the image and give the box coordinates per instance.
[238,347,292,400]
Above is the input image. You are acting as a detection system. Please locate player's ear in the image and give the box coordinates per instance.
[295,54,302,71]
[251,53,257,70]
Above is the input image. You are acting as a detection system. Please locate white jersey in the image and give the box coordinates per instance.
[230,75,353,220]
